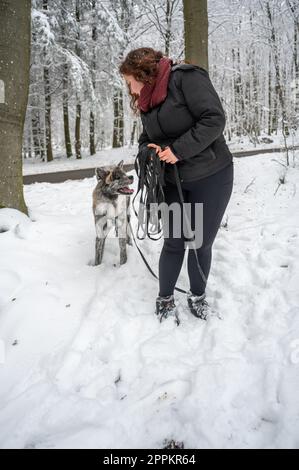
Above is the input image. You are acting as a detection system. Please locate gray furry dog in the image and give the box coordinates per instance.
[92,160,134,266]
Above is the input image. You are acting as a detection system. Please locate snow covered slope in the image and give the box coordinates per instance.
[0,153,298,449]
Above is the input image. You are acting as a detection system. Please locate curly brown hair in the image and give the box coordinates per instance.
[118,47,187,116]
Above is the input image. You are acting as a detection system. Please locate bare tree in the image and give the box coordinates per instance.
[264,1,289,138]
[89,0,97,156]
[140,0,181,56]
[75,0,82,159]
[112,0,133,148]
[61,0,73,158]
[43,0,53,162]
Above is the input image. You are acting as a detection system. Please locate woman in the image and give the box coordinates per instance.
[119,47,234,322]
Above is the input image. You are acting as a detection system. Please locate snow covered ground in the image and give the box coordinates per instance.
[0,152,299,449]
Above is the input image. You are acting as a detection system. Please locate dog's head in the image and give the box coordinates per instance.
[95,160,134,196]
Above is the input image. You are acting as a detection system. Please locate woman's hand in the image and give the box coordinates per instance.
[158,146,179,164]
[147,143,179,164]
[147,143,162,154]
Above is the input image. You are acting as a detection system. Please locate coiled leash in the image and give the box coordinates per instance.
[129,145,207,295]
[132,145,166,240]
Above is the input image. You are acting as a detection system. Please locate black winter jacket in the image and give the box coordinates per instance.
[138,63,233,185]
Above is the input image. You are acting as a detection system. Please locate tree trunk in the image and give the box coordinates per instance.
[287,0,299,118]
[90,110,96,155]
[266,1,289,136]
[0,0,31,214]
[61,3,72,158]
[43,65,53,162]
[75,104,81,159]
[164,0,172,56]
[63,64,72,158]
[43,0,53,162]
[75,0,81,159]
[31,103,42,158]
[268,50,272,135]
[89,0,97,156]
[130,120,137,146]
[112,88,124,148]
[183,0,208,70]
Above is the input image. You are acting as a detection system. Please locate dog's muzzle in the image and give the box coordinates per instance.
[118,175,134,194]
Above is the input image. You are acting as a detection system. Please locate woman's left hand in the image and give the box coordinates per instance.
[158,146,179,164]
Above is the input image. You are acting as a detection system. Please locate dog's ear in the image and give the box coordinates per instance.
[95,167,107,181]
[117,159,124,169]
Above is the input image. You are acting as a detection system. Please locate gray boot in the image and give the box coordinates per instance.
[187,290,209,320]
[155,294,180,326]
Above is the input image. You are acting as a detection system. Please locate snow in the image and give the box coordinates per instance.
[32,9,55,47]
[0,152,299,449]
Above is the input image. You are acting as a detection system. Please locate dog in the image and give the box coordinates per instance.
[92,160,134,266]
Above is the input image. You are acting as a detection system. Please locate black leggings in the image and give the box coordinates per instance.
[158,162,234,297]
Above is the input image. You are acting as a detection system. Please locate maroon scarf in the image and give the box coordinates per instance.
[137,57,173,112]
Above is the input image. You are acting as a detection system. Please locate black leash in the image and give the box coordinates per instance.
[173,164,207,286]
[132,146,166,240]
[130,146,207,294]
